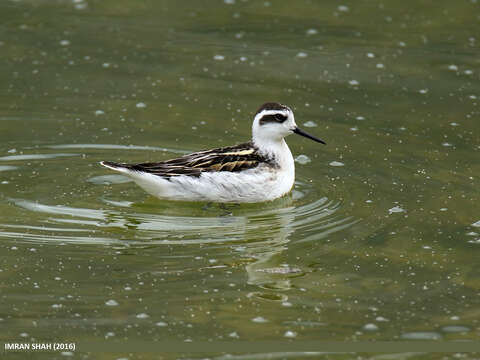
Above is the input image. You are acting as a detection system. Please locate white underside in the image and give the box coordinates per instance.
[108,164,294,203]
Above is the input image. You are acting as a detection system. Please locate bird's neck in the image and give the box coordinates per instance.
[253,137,293,169]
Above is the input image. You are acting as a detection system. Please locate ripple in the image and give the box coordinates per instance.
[0,153,78,161]
[7,182,354,247]
[401,331,442,340]
[87,174,132,185]
[47,143,188,154]
[0,165,18,172]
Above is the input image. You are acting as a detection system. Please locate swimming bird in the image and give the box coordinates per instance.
[100,102,325,203]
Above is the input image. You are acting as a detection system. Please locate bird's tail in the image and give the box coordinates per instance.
[100,161,133,174]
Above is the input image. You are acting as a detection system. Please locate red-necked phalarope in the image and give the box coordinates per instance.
[100,102,325,203]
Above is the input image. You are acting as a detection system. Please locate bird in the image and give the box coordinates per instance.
[100,102,326,203]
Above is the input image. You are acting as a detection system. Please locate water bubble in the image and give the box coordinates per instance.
[448,64,458,71]
[306,28,318,36]
[59,40,70,46]
[389,206,405,214]
[329,161,344,167]
[252,316,268,323]
[284,330,297,338]
[95,110,104,116]
[303,121,317,127]
[349,80,359,86]
[213,55,225,61]
[295,155,311,165]
[136,313,150,319]
[105,299,119,306]
[296,52,308,58]
[136,102,147,108]
[363,323,378,331]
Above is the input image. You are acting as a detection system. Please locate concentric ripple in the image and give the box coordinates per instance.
[0,143,356,250]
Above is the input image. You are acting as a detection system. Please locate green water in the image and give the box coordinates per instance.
[0,0,479,358]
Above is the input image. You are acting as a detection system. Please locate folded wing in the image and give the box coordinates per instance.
[123,142,273,178]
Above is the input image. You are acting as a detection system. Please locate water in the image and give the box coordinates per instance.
[0,0,479,358]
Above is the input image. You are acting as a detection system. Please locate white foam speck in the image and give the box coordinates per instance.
[105,299,119,306]
[156,321,168,327]
[338,5,349,12]
[363,323,378,331]
[252,316,268,323]
[95,110,104,116]
[136,313,150,319]
[284,330,297,338]
[60,40,70,46]
[419,88,428,94]
[349,79,359,86]
[136,102,147,108]
[389,206,405,214]
[296,52,308,58]
[356,116,365,120]
[295,155,311,165]
[329,161,344,167]
[303,121,317,127]
[306,28,318,36]
[213,55,225,61]
[472,220,480,227]
[224,0,235,4]
[448,64,458,71]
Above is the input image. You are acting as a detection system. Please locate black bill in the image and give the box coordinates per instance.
[293,127,326,144]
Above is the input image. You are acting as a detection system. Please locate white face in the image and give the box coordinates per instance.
[252,107,297,142]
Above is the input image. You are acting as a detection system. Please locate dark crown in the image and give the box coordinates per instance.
[255,102,289,115]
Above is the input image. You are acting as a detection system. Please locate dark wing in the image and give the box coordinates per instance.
[118,141,273,179]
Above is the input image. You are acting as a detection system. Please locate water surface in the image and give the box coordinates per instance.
[0,0,479,358]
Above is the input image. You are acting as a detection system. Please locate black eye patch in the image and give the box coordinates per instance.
[259,113,288,125]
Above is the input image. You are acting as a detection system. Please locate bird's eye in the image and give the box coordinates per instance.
[275,114,287,122]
